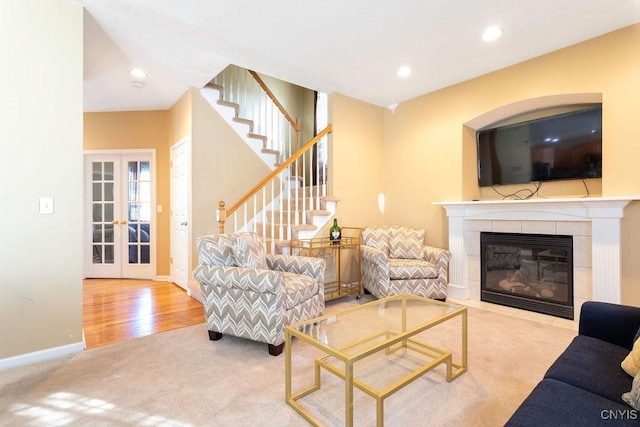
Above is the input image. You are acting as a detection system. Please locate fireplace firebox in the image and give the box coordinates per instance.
[481,232,573,319]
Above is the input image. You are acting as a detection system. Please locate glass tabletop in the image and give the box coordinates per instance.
[288,294,463,357]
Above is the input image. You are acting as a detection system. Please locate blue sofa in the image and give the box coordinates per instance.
[506,301,640,426]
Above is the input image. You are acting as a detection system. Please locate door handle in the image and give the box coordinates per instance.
[180,221,188,226]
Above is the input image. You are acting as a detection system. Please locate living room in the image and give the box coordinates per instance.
[87,23,640,307]
[3,0,640,424]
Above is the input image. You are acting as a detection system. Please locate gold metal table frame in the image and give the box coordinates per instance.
[285,294,467,426]
[290,228,361,301]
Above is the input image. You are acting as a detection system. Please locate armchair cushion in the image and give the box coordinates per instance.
[232,232,267,269]
[389,227,425,259]
[361,226,390,254]
[196,234,236,266]
[389,258,439,280]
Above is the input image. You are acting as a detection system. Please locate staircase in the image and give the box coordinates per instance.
[201,83,283,170]
[201,65,336,252]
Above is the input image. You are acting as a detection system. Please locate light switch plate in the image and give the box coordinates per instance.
[39,197,54,214]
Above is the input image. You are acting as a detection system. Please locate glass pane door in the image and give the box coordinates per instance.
[127,160,151,265]
[85,152,154,279]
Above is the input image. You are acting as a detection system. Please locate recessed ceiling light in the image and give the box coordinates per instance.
[397,66,412,78]
[130,68,147,79]
[482,26,503,42]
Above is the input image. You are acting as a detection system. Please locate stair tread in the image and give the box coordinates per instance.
[233,117,254,126]
[261,148,279,155]
[217,99,239,110]
[291,224,317,231]
[248,133,268,141]
[206,83,224,93]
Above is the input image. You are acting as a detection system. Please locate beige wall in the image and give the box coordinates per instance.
[168,89,193,146]
[0,0,83,360]
[84,111,172,276]
[190,88,270,271]
[329,94,385,229]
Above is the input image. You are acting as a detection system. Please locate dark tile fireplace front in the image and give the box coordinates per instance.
[481,232,574,320]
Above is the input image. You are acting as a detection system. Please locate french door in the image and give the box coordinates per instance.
[85,151,155,279]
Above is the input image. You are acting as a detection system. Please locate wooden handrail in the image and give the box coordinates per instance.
[218,124,332,233]
[249,70,301,132]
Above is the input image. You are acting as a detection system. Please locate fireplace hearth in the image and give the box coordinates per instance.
[481,232,573,319]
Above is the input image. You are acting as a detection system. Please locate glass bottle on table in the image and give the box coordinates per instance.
[329,218,342,245]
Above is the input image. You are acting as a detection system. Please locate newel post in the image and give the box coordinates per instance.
[217,201,227,234]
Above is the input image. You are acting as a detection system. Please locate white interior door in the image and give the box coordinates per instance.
[170,139,190,290]
[85,151,155,279]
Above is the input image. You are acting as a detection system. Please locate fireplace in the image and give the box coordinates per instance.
[481,232,574,319]
[435,197,639,322]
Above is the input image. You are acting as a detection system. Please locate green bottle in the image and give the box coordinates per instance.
[329,218,342,244]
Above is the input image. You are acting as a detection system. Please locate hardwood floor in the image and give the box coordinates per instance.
[83,279,205,349]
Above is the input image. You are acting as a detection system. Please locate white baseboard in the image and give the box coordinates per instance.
[155,275,171,282]
[447,283,470,300]
[0,341,84,371]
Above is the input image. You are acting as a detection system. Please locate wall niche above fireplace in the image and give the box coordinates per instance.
[481,232,573,319]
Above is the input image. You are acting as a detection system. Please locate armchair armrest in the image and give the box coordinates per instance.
[193,265,283,294]
[423,245,451,280]
[579,301,640,350]
[360,245,390,277]
[360,245,389,271]
[423,245,450,264]
[266,254,326,283]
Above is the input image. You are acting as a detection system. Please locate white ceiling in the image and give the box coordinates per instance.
[79,0,640,113]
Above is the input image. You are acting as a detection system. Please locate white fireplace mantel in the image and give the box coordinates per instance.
[434,197,640,309]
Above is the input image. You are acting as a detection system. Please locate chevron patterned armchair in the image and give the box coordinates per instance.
[360,226,451,301]
[193,232,325,356]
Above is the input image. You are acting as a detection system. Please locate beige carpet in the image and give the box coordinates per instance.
[0,296,576,426]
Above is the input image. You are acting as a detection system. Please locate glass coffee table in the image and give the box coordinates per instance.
[285,293,467,426]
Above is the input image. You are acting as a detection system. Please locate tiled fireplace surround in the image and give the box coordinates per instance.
[435,197,639,321]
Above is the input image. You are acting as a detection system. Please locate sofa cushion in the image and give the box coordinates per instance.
[282,272,319,309]
[196,234,236,266]
[361,226,390,254]
[389,227,424,259]
[622,338,640,377]
[388,258,438,280]
[505,378,638,426]
[623,371,640,410]
[544,335,633,404]
[232,232,267,270]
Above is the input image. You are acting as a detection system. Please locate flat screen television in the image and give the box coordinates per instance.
[477,105,602,187]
